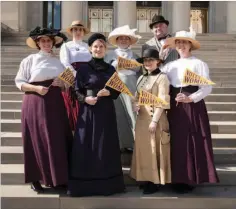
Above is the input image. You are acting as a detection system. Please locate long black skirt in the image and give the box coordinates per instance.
[168,85,219,185]
[21,80,73,186]
[68,97,125,196]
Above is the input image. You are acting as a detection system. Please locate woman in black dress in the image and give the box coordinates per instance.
[67,33,125,197]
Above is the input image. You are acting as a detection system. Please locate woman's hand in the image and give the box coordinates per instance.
[149,121,157,134]
[51,77,65,88]
[85,96,98,105]
[97,89,110,97]
[175,93,193,103]
[35,86,49,96]
[133,103,140,113]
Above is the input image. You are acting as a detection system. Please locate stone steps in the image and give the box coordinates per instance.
[1,144,236,165]
[2,85,236,94]
[1,130,236,148]
[2,77,236,86]
[2,99,236,110]
[1,184,236,209]
[1,164,236,186]
[2,118,236,134]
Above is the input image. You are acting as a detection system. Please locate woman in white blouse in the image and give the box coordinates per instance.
[60,20,92,131]
[161,30,219,193]
[15,27,73,193]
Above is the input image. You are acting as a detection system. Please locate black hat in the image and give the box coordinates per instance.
[88,33,106,46]
[149,15,169,29]
[136,49,160,63]
[26,26,64,49]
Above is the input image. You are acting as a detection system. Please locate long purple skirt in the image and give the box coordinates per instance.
[168,85,219,185]
[21,79,73,186]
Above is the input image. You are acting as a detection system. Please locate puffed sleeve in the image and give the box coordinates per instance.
[105,66,121,100]
[152,74,170,123]
[188,61,212,103]
[74,68,86,103]
[15,55,33,91]
[60,43,76,76]
[134,75,144,102]
[160,62,169,73]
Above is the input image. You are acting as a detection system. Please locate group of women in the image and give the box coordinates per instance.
[15,20,219,197]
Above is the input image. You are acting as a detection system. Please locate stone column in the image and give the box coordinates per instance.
[227,1,236,33]
[113,1,137,28]
[161,1,173,34]
[61,1,88,31]
[18,1,28,31]
[171,1,190,33]
[209,1,227,33]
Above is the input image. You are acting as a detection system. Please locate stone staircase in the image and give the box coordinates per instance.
[1,32,236,209]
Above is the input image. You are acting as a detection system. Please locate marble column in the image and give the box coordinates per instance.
[227,1,236,33]
[172,1,190,33]
[61,1,88,31]
[113,1,137,28]
[161,1,173,34]
[18,1,28,31]
[209,1,227,33]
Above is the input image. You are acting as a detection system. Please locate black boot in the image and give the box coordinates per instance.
[31,181,44,193]
[172,183,195,194]
[143,182,159,194]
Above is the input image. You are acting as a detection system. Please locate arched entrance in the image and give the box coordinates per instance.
[190,1,209,33]
[137,1,161,32]
[88,1,113,32]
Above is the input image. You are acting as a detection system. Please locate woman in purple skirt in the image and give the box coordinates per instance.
[15,27,73,193]
[161,29,219,193]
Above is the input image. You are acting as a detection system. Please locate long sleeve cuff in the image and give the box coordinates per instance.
[75,91,86,103]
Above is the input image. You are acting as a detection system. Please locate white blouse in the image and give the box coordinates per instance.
[109,48,138,76]
[161,56,212,103]
[60,40,92,75]
[15,51,65,90]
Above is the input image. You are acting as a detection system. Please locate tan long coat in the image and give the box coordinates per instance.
[130,72,171,185]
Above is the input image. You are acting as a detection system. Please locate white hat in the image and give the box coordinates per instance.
[108,25,142,46]
[164,27,200,50]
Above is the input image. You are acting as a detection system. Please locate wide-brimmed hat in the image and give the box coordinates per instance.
[164,29,200,50]
[108,25,141,46]
[66,20,90,35]
[136,49,161,63]
[88,33,106,47]
[26,26,64,49]
[149,15,169,29]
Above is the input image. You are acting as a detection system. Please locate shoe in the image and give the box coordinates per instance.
[172,183,195,194]
[143,182,159,195]
[31,181,44,193]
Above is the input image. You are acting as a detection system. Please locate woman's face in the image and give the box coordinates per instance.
[72,27,85,40]
[175,39,192,55]
[116,36,131,49]
[37,36,53,52]
[90,40,106,58]
[143,58,160,72]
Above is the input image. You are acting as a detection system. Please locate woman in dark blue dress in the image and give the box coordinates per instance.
[67,33,125,197]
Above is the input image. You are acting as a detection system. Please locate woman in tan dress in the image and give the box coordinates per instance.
[130,48,171,194]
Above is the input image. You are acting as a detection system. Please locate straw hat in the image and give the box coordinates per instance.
[66,20,90,35]
[164,28,200,50]
[108,25,142,46]
[26,26,64,49]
